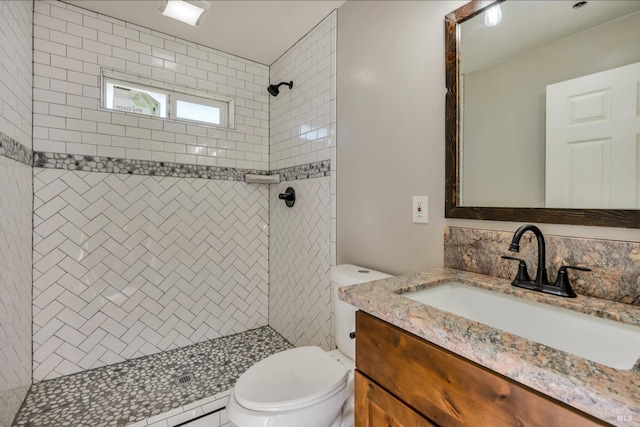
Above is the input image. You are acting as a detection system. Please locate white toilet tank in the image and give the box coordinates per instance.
[330,265,392,360]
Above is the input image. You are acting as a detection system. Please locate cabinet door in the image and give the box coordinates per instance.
[355,371,437,427]
[356,311,607,427]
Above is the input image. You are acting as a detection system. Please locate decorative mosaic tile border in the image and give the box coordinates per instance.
[33,152,269,181]
[14,326,292,427]
[33,152,331,182]
[1,135,332,182]
[273,160,331,181]
[444,226,640,305]
[0,132,32,166]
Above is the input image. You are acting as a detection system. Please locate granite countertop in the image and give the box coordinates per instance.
[339,267,640,426]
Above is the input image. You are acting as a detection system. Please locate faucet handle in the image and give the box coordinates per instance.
[553,265,592,298]
[501,255,531,284]
[559,265,592,273]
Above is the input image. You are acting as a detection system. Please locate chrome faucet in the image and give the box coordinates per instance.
[501,224,590,298]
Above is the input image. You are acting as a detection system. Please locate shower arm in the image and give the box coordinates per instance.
[274,81,292,90]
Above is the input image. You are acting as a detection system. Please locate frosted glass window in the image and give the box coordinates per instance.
[176,100,221,125]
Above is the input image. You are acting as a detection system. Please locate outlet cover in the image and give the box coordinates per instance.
[413,196,428,224]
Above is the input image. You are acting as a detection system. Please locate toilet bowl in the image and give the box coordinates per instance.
[227,265,391,427]
[226,347,351,427]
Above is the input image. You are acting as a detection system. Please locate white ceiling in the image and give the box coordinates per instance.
[460,1,640,74]
[63,0,346,65]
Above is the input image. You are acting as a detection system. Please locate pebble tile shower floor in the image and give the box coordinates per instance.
[13,327,292,427]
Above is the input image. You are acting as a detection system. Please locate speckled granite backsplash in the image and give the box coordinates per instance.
[444,227,640,305]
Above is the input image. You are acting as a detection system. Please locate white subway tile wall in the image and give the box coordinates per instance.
[33,0,270,170]
[0,0,33,148]
[0,1,33,427]
[32,169,269,381]
[125,391,234,427]
[269,11,337,171]
[267,12,337,350]
[0,2,341,423]
[269,178,332,349]
[0,158,33,427]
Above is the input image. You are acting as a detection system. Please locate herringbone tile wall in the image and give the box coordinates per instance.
[0,157,33,427]
[269,178,332,349]
[33,169,269,381]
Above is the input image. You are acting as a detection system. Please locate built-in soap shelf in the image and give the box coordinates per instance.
[244,174,281,184]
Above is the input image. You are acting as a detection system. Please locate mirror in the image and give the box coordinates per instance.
[445,0,640,228]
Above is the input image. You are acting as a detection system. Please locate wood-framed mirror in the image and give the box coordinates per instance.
[445,0,640,228]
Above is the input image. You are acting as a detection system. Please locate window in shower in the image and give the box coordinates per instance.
[102,69,234,129]
[173,93,227,126]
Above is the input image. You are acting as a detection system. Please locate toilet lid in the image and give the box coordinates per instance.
[234,346,349,412]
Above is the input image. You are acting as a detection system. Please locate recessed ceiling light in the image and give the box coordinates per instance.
[160,0,206,26]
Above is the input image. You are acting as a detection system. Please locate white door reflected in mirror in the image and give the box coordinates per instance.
[546,61,640,209]
[457,0,640,209]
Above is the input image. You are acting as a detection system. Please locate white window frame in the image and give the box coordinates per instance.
[172,92,228,127]
[104,78,170,118]
[101,69,235,129]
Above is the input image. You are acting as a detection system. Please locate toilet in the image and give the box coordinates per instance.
[226,264,391,427]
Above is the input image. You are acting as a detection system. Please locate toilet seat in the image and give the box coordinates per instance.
[234,346,349,412]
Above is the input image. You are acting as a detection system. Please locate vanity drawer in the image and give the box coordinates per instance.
[355,371,436,427]
[355,311,607,427]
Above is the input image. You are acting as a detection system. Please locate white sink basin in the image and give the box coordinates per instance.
[404,283,640,370]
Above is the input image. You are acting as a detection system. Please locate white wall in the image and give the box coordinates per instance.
[268,11,337,349]
[0,1,33,426]
[33,0,269,170]
[337,1,463,275]
[337,0,640,277]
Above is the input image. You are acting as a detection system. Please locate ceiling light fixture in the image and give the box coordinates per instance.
[161,0,206,26]
[484,4,502,27]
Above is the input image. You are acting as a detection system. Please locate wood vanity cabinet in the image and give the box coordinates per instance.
[354,311,608,427]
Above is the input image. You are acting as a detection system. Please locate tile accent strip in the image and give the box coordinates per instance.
[0,135,330,183]
[33,152,268,181]
[34,151,330,182]
[14,326,292,427]
[0,133,32,166]
[272,160,331,181]
[444,226,640,305]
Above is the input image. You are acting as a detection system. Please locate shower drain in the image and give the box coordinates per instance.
[174,373,194,386]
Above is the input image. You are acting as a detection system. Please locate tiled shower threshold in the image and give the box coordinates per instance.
[13,327,293,427]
